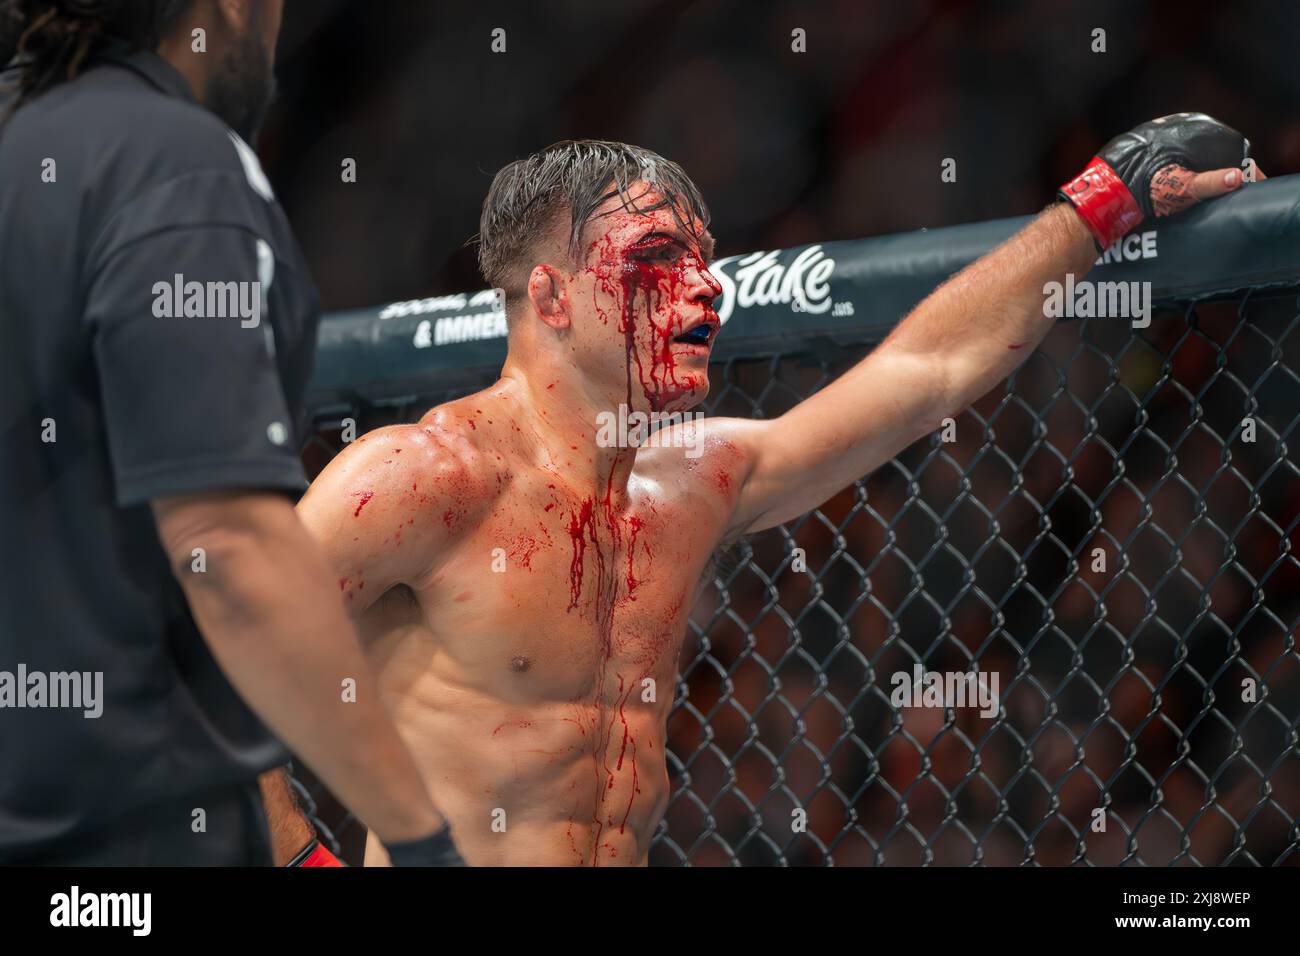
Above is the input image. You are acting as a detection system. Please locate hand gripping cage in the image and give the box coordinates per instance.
[293,177,1300,866]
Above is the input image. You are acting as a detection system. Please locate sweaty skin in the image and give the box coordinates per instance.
[323,406,747,867]
[304,194,742,866]
[296,164,1247,866]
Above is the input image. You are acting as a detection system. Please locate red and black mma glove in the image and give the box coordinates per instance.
[1058,112,1251,250]
[286,838,345,867]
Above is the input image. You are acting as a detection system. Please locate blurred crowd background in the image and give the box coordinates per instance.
[262,0,1300,312]
[271,0,1300,865]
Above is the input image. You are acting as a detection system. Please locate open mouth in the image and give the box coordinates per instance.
[673,322,718,346]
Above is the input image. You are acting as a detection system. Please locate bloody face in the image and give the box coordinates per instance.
[565,184,721,416]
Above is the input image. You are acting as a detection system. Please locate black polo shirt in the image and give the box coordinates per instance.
[0,48,317,857]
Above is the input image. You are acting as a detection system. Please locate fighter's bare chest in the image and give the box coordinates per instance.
[430,480,724,679]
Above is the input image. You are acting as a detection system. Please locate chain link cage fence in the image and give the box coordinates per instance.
[292,283,1300,867]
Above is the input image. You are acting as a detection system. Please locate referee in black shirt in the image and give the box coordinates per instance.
[0,0,446,865]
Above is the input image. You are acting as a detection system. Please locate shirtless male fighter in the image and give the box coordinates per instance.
[267,122,1258,865]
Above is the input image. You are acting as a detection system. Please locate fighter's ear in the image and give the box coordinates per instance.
[526,265,570,331]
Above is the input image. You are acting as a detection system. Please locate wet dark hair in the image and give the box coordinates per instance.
[0,0,192,111]
[477,139,710,303]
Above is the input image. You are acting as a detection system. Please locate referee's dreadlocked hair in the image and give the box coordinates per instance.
[0,0,192,111]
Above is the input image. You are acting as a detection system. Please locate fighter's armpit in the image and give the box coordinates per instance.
[296,421,499,612]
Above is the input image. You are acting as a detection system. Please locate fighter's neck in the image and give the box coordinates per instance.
[497,360,639,502]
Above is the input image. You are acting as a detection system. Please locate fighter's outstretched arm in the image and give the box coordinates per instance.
[720,115,1257,537]
[719,203,1093,535]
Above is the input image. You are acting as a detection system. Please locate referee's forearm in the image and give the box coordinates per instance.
[258,768,316,865]
[165,503,441,845]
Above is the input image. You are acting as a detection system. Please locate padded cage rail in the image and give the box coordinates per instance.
[291,177,1300,865]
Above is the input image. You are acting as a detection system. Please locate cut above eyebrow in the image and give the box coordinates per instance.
[636,228,716,261]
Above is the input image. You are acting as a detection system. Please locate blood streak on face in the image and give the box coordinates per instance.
[619,253,690,413]
[585,208,717,417]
